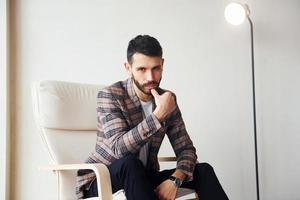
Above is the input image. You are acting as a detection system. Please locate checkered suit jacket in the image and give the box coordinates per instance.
[76,78,197,199]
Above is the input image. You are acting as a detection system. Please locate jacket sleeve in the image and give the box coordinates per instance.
[97,88,161,158]
[166,101,198,180]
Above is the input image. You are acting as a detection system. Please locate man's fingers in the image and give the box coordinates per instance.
[151,89,159,98]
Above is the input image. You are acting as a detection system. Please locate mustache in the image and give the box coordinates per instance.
[143,81,159,87]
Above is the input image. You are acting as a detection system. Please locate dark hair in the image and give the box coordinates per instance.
[127,35,163,64]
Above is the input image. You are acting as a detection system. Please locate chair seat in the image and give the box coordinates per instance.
[176,188,198,200]
[84,189,126,200]
[84,188,197,200]
[112,189,126,200]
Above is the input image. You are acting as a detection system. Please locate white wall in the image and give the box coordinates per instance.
[9,0,300,200]
[254,1,300,199]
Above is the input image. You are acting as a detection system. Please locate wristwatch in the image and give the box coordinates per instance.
[168,175,183,188]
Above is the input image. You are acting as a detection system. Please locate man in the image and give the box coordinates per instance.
[76,35,229,200]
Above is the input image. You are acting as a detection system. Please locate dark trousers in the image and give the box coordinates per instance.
[83,155,229,200]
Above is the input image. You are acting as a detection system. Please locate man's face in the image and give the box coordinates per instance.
[125,53,164,95]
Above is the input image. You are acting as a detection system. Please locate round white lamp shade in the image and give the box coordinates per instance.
[224,3,247,25]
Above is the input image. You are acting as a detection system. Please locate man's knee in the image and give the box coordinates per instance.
[194,162,215,177]
[197,162,214,170]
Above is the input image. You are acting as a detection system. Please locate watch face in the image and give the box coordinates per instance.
[169,176,182,187]
[175,178,182,187]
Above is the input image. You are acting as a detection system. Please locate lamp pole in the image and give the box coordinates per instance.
[225,3,260,200]
[247,14,260,200]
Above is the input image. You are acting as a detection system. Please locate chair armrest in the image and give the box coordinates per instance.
[158,157,177,162]
[39,163,112,200]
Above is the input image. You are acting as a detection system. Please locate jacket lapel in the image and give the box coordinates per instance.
[125,78,143,127]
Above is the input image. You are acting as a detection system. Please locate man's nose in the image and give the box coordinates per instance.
[146,70,154,81]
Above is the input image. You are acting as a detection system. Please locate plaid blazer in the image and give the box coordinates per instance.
[76,78,197,199]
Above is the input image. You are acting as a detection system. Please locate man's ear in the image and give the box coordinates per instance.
[124,62,132,77]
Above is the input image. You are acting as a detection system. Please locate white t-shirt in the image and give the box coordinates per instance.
[138,100,153,166]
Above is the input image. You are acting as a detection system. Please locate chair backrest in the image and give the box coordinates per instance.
[32,80,104,200]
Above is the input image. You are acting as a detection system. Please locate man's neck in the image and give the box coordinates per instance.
[133,82,153,102]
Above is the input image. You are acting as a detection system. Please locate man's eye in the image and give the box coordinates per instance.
[138,68,146,72]
[154,67,161,71]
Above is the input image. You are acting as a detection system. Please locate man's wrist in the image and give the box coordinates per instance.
[153,109,164,122]
[172,169,186,181]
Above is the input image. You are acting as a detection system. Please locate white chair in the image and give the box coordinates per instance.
[32,80,198,200]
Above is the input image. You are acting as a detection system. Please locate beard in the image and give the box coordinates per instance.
[132,75,161,95]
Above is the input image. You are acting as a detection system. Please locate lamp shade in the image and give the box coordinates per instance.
[224,3,247,25]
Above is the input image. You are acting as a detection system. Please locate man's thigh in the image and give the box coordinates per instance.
[107,155,143,192]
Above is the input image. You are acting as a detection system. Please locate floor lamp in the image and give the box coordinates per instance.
[224,3,260,200]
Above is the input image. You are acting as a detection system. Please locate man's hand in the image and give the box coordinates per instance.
[151,89,176,122]
[155,179,178,200]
